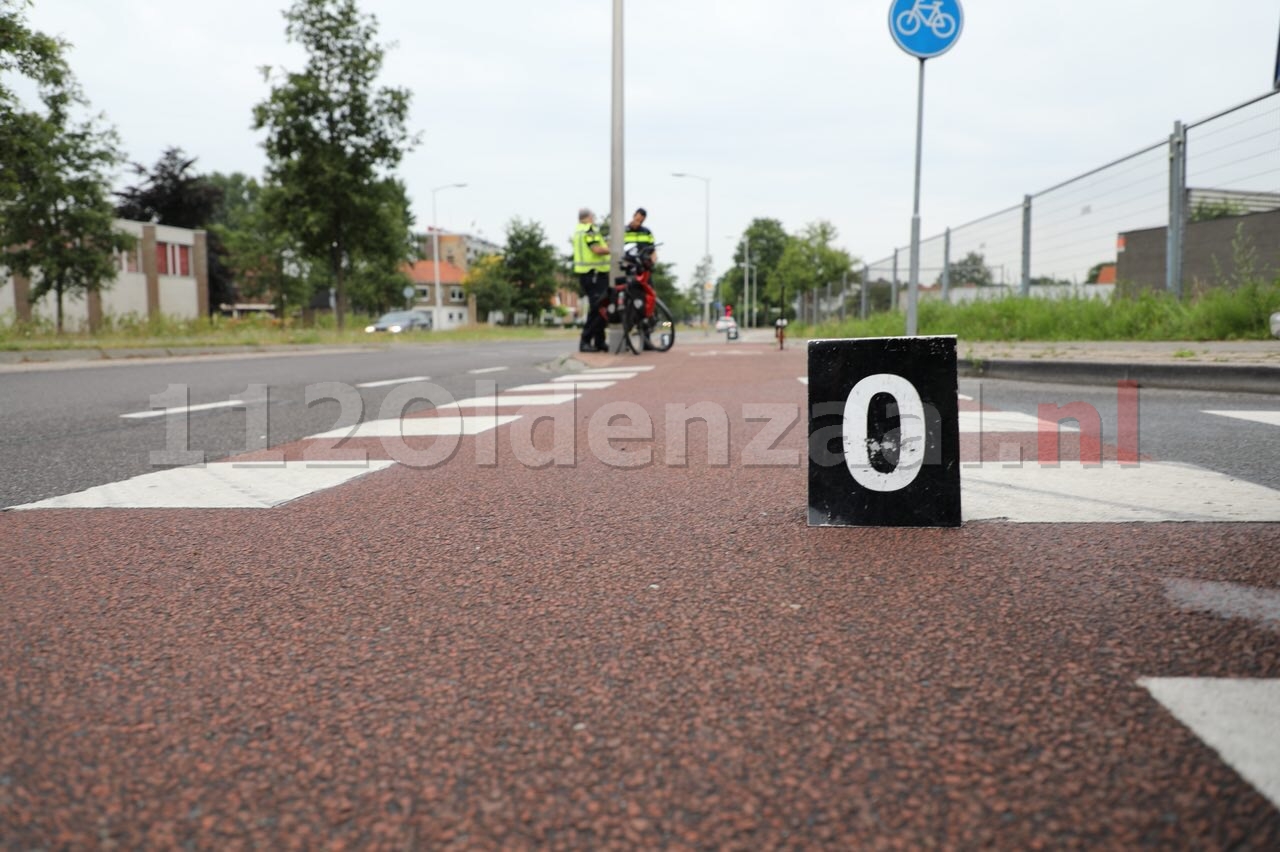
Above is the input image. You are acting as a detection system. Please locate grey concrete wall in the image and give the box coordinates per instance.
[1117,208,1280,292]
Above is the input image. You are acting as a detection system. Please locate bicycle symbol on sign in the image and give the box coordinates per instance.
[895,0,957,39]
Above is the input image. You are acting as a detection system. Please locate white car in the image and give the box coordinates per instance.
[714,316,737,332]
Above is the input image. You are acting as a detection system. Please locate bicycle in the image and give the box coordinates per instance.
[895,0,956,38]
[604,243,676,355]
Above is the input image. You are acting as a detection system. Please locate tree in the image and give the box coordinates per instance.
[0,1,130,332]
[464,254,516,321]
[767,221,855,321]
[252,0,416,330]
[208,172,311,316]
[503,218,559,320]
[462,219,559,324]
[939,251,994,288]
[722,218,789,323]
[114,147,234,311]
[344,178,415,315]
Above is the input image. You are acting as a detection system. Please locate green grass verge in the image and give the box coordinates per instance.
[793,281,1280,342]
[0,312,575,351]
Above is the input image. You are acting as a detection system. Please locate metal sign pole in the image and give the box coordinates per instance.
[888,0,963,336]
[906,57,925,337]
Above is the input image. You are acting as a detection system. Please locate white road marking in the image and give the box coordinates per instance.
[958,393,973,401]
[963,461,1280,523]
[438,393,581,409]
[1139,677,1280,811]
[356,376,429,388]
[583,366,653,373]
[1162,578,1280,629]
[121,400,244,419]
[798,377,809,385]
[308,414,521,440]
[1204,410,1280,428]
[960,411,1080,434]
[509,381,616,392]
[10,460,395,510]
[552,373,636,382]
[468,366,508,375]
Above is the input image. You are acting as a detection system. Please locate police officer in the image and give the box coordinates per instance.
[573,207,610,352]
[623,207,655,257]
[624,207,658,349]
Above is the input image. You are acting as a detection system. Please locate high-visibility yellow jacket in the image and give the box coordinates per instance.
[573,223,609,274]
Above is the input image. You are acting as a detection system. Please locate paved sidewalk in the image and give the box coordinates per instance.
[638,328,1280,394]
[4,330,1279,393]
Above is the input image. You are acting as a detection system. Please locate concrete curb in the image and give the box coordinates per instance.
[960,358,1280,395]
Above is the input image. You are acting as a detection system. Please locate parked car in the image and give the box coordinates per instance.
[365,310,432,333]
[714,315,737,332]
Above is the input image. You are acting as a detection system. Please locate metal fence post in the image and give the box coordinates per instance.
[861,263,870,320]
[941,227,951,302]
[1167,120,1187,298]
[841,270,847,322]
[891,249,900,311]
[1020,194,1032,297]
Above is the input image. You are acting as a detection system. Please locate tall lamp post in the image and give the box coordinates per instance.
[730,233,752,328]
[431,182,467,328]
[672,172,710,329]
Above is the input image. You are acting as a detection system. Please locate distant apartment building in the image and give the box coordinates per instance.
[417,228,501,274]
[0,219,208,328]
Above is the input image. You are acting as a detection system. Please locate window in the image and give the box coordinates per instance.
[156,242,169,275]
[178,245,191,276]
[450,286,465,302]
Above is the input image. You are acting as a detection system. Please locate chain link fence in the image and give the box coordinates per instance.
[850,88,1280,320]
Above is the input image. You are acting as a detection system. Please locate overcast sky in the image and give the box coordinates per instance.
[21,0,1280,290]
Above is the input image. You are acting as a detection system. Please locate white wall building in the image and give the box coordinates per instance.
[1,219,208,329]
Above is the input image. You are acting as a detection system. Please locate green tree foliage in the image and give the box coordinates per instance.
[252,0,416,329]
[503,218,559,320]
[768,221,855,320]
[464,254,516,320]
[0,0,130,332]
[649,259,694,321]
[207,171,311,315]
[114,147,235,311]
[721,218,789,322]
[344,179,415,315]
[940,251,994,288]
[464,219,560,323]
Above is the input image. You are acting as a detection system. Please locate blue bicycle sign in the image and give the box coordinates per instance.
[889,0,963,59]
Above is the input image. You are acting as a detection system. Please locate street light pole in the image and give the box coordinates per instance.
[610,0,625,323]
[431,182,467,328]
[672,172,710,329]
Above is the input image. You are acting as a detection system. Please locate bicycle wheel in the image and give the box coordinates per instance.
[622,295,645,355]
[646,299,675,352]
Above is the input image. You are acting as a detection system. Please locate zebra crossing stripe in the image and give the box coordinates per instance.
[1203,410,1280,428]
[963,461,1280,523]
[307,414,521,440]
[10,461,395,510]
[1139,677,1280,811]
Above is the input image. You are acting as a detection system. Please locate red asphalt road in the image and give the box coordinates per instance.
[2,343,1278,849]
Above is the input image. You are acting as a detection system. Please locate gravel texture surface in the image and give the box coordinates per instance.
[3,343,1277,849]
